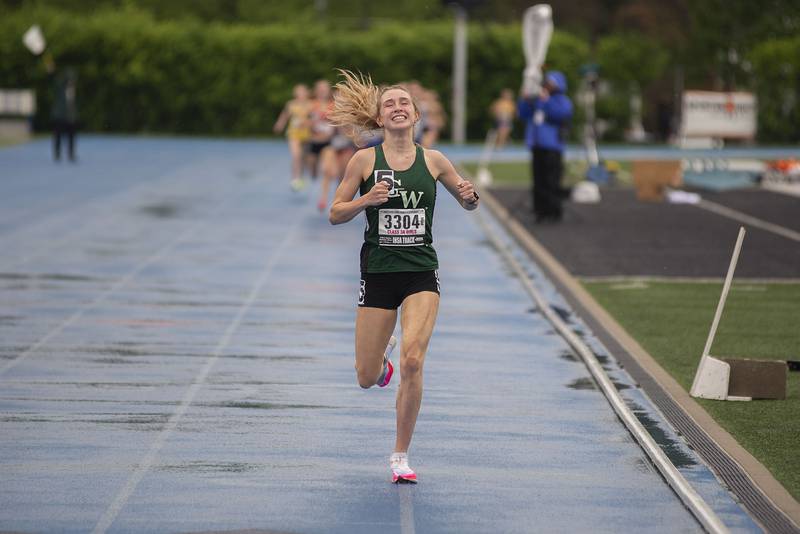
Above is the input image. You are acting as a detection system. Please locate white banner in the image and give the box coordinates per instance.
[681,91,757,139]
[0,89,36,116]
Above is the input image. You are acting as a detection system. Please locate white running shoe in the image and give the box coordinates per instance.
[390,452,417,484]
[376,335,396,388]
[290,178,306,192]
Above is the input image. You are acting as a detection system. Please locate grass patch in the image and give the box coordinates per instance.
[460,160,633,187]
[582,279,800,499]
[461,161,530,185]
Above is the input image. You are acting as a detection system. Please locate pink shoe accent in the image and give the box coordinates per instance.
[392,471,417,484]
[378,359,393,387]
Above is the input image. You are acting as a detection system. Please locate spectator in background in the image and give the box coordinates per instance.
[657,99,673,143]
[518,70,572,223]
[490,88,516,149]
[48,61,79,163]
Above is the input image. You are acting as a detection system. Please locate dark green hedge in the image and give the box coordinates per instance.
[749,36,800,143]
[3,7,795,142]
[0,7,589,139]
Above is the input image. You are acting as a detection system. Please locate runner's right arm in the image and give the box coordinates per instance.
[273,104,289,134]
[329,149,389,225]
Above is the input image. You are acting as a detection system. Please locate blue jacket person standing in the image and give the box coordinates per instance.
[517,70,572,222]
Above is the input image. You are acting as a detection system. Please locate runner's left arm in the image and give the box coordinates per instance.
[429,150,479,211]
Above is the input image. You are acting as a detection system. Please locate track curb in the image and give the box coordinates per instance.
[478,186,800,532]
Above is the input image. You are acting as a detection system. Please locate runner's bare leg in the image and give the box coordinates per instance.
[395,291,439,452]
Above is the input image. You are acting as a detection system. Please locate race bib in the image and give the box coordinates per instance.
[378,209,425,246]
[534,109,545,125]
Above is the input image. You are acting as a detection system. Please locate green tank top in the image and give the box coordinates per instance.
[359,144,439,273]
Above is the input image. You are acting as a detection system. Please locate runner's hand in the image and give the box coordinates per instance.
[365,181,390,206]
[457,180,479,205]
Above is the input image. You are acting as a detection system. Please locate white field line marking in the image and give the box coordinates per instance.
[578,275,800,284]
[762,181,800,199]
[0,191,233,378]
[474,209,729,534]
[91,219,301,534]
[697,199,800,243]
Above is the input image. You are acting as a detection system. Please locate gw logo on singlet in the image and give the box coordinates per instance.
[375,170,424,208]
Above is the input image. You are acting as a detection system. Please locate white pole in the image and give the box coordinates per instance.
[582,74,600,167]
[478,128,497,170]
[476,128,498,186]
[452,6,467,145]
[691,227,746,393]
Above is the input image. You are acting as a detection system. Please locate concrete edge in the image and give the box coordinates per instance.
[478,186,800,526]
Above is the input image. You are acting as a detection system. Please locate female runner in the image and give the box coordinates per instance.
[273,83,312,191]
[328,71,479,483]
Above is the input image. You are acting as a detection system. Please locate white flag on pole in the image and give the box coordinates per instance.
[521,4,553,97]
[23,25,47,56]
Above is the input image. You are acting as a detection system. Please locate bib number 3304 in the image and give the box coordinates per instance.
[378,208,425,246]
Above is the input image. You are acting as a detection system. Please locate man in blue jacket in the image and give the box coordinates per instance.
[518,70,572,222]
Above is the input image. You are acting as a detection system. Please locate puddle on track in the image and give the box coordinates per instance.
[139,202,183,219]
[566,377,597,390]
[158,461,263,473]
[630,405,697,469]
[0,272,103,283]
[201,402,334,411]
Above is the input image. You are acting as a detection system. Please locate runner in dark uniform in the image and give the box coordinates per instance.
[307,80,335,181]
[328,70,480,483]
[317,128,356,212]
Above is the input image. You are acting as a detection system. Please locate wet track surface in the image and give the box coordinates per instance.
[0,138,761,533]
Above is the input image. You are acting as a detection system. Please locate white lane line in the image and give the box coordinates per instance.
[0,188,234,378]
[398,485,416,534]
[0,159,220,272]
[474,206,729,534]
[91,218,302,534]
[0,226,196,376]
[697,199,800,243]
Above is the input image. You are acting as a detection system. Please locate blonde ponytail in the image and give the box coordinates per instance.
[329,69,381,141]
[329,69,420,146]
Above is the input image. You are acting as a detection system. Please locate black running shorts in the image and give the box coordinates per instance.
[309,141,330,155]
[358,270,440,309]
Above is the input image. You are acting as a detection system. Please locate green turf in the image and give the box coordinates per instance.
[461,161,530,185]
[582,280,800,500]
[461,160,633,187]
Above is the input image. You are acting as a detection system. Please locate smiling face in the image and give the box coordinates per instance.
[376,87,419,132]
